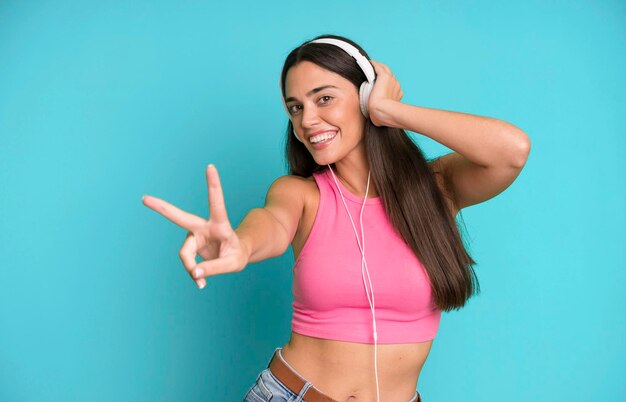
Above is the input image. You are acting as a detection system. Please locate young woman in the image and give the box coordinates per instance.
[142,34,530,402]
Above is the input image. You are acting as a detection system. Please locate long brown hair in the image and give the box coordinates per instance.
[279,34,479,311]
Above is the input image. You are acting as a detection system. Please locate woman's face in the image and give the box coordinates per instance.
[284,61,366,165]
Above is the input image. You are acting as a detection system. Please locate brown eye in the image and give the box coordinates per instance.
[288,96,332,115]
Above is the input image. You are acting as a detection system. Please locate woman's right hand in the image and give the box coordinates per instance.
[142,164,249,289]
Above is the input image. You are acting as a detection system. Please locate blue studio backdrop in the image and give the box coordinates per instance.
[1,1,624,401]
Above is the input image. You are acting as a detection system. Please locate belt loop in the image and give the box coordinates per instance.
[296,382,314,401]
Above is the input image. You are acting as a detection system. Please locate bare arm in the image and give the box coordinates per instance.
[376,99,530,211]
[367,60,530,213]
[236,175,305,264]
[236,208,288,263]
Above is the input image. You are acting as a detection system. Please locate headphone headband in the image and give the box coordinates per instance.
[307,38,376,84]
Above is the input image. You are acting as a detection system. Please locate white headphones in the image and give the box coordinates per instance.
[279,37,383,402]
[279,37,377,142]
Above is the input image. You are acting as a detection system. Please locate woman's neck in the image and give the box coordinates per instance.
[332,165,379,198]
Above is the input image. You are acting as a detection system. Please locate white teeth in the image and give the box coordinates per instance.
[310,131,337,144]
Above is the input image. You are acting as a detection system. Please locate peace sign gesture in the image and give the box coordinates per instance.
[142,164,249,289]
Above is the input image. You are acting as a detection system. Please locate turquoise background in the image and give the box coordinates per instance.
[1,0,624,401]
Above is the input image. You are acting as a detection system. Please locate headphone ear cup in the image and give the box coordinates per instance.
[359,81,373,118]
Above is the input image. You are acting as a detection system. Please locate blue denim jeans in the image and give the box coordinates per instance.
[242,347,421,402]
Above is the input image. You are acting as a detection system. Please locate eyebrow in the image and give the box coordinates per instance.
[285,85,339,103]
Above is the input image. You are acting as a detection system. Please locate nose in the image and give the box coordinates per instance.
[300,103,322,131]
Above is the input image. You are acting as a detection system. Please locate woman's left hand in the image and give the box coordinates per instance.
[367,59,404,127]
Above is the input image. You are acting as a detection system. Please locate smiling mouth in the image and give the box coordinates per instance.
[309,130,338,144]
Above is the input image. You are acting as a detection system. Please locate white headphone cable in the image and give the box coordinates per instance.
[327,165,380,402]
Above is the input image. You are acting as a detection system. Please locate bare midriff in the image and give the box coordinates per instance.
[282,175,435,402]
[280,332,433,402]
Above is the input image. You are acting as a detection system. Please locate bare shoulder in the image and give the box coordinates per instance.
[265,174,310,205]
[263,175,312,243]
[274,174,316,195]
[268,174,312,194]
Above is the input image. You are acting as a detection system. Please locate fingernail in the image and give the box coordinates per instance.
[208,164,214,170]
[194,267,204,278]
[197,279,205,289]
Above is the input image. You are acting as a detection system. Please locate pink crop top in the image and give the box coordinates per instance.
[291,168,441,344]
